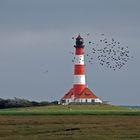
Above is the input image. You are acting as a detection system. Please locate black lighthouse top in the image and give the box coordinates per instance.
[74,35,84,48]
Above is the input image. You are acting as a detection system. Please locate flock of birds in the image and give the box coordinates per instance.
[70,33,133,71]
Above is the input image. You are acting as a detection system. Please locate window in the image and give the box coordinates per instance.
[92,99,95,103]
[61,100,66,103]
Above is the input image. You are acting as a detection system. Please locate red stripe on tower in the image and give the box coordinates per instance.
[73,35,86,97]
[76,48,84,55]
[74,65,85,75]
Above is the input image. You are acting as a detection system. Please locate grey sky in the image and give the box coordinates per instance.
[0,0,140,105]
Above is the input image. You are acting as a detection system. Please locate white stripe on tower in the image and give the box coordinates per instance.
[74,55,84,65]
[74,75,86,85]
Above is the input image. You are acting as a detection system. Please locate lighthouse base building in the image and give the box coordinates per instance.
[60,35,102,105]
[61,87,102,105]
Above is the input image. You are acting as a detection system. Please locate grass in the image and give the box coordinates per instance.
[0,115,140,140]
[0,104,140,116]
[0,105,140,140]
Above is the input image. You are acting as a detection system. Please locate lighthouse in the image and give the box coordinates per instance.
[60,35,102,105]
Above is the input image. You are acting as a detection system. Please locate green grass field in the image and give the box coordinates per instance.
[0,104,140,115]
[0,105,140,140]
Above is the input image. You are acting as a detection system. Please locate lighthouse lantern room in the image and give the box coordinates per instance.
[60,35,102,105]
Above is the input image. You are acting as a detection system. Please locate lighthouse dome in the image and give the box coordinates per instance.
[75,35,84,47]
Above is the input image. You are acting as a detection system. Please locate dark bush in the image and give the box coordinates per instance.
[0,98,58,109]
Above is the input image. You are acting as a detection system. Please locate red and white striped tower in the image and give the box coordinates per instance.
[73,35,86,98]
[60,35,102,105]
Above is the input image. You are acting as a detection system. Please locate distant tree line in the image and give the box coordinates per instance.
[0,98,58,109]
